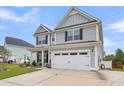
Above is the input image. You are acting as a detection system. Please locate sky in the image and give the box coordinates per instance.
[0,6,124,55]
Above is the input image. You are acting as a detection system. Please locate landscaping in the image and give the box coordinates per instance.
[0,64,39,80]
[104,48,124,70]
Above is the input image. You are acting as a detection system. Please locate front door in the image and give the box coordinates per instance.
[37,51,48,67]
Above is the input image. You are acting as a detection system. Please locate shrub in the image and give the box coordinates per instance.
[32,60,37,67]
[0,64,7,72]
[19,63,26,68]
[112,61,123,69]
[26,62,30,67]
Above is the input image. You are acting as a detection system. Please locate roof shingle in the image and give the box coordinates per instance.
[5,37,34,48]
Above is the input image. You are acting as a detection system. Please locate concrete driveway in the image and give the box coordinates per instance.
[0,68,124,86]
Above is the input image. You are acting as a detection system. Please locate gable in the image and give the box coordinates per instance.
[55,7,99,30]
[34,24,52,35]
[60,13,91,28]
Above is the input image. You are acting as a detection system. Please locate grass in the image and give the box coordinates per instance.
[0,64,39,80]
[112,65,124,71]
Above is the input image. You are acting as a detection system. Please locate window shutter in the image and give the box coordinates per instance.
[46,35,48,44]
[36,37,38,45]
[65,31,67,42]
[80,28,83,40]
[37,52,39,62]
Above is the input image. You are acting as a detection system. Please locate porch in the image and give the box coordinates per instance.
[28,47,51,67]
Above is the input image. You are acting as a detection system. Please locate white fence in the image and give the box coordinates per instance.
[101,61,112,69]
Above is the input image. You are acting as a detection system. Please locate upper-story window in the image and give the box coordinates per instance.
[37,35,48,45]
[67,28,82,41]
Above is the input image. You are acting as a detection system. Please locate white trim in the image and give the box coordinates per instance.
[54,7,100,30]
[94,45,98,70]
[96,24,99,41]
[54,33,57,45]
[55,21,98,32]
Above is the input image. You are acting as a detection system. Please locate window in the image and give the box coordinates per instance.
[37,35,47,44]
[74,29,80,40]
[52,37,55,41]
[67,29,81,41]
[67,31,73,41]
[79,52,88,55]
[62,53,68,55]
[70,52,77,55]
[55,53,60,56]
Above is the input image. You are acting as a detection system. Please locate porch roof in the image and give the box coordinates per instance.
[28,47,49,52]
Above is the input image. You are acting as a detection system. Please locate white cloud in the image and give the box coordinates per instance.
[104,37,124,48]
[104,37,114,47]
[105,20,124,33]
[0,25,7,30]
[0,8,40,23]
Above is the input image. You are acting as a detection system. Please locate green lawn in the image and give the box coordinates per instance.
[0,64,39,80]
[112,65,124,71]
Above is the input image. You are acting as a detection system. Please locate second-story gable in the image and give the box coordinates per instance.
[34,24,52,47]
[55,7,99,30]
[53,7,102,45]
[34,7,103,47]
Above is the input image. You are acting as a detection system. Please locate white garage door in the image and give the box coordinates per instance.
[51,50,90,70]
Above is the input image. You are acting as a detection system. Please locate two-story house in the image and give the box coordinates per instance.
[29,7,103,70]
[4,36,36,63]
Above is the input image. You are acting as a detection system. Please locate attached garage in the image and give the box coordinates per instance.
[51,49,91,70]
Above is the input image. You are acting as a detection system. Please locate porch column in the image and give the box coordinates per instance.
[95,46,98,70]
[41,50,44,67]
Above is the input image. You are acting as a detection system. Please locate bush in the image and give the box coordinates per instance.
[19,63,26,68]
[26,62,31,67]
[0,64,7,72]
[32,60,37,67]
[112,61,123,69]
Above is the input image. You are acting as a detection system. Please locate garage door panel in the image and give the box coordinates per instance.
[51,50,90,70]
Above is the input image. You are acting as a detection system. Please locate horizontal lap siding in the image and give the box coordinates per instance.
[55,25,96,44]
[83,26,96,41]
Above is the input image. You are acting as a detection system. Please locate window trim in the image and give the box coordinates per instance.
[37,35,47,45]
[67,28,81,41]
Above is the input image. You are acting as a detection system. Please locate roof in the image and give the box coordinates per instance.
[34,24,52,35]
[5,37,34,48]
[55,6,100,30]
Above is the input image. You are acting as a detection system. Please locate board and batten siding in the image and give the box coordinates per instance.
[55,25,96,44]
[58,13,91,28]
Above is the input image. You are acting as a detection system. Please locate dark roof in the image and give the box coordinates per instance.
[5,37,34,48]
[0,46,4,50]
[34,24,52,35]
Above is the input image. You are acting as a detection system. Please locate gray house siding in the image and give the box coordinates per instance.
[56,31,65,44]
[60,14,91,28]
[83,25,96,41]
[90,48,95,68]
[55,25,96,44]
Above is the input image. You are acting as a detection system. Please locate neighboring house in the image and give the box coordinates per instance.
[4,36,36,63]
[29,7,103,70]
[0,45,4,62]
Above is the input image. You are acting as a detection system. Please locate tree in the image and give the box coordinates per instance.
[103,54,114,61]
[115,48,124,59]
[0,48,11,62]
[113,48,124,64]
